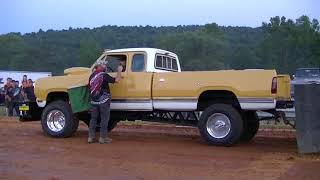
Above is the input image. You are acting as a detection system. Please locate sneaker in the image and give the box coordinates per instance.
[99,137,112,144]
[88,137,94,144]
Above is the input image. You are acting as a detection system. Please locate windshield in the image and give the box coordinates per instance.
[295,69,320,78]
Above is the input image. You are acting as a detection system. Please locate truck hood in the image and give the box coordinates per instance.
[64,67,90,75]
[35,72,90,101]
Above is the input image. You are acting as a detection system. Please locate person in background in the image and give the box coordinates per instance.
[12,80,21,116]
[21,81,28,101]
[26,79,36,102]
[119,58,126,72]
[22,75,28,86]
[4,78,13,116]
[21,75,29,94]
[88,60,122,144]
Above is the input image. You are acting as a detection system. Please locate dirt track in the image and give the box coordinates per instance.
[0,118,320,180]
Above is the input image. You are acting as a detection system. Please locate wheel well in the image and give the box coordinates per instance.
[197,90,241,111]
[47,92,69,104]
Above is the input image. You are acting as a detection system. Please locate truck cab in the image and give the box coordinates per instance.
[101,48,181,110]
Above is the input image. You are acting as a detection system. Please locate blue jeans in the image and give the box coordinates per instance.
[88,100,111,139]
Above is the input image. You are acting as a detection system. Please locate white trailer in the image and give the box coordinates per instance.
[0,70,52,88]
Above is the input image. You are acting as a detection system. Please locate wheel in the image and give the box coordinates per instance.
[198,104,243,146]
[82,118,118,132]
[41,101,79,138]
[241,111,260,141]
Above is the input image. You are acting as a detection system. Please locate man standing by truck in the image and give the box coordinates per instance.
[88,60,123,144]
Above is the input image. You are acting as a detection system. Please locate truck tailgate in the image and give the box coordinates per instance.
[276,75,291,100]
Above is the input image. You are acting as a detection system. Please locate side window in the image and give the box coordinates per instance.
[106,55,127,72]
[131,54,145,72]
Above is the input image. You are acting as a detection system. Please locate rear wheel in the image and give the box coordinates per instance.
[198,104,243,146]
[41,101,79,138]
[241,111,260,141]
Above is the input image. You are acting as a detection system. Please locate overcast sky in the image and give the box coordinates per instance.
[0,0,319,34]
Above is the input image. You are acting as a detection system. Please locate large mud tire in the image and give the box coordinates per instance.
[41,101,79,138]
[198,104,243,146]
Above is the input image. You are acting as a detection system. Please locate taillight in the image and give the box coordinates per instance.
[271,77,277,94]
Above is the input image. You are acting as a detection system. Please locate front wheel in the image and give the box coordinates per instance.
[41,101,79,138]
[198,104,243,146]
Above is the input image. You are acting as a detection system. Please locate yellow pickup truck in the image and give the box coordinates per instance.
[20,48,292,146]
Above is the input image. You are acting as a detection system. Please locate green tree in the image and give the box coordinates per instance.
[259,15,320,74]
[0,33,27,70]
[0,16,319,74]
[79,38,102,67]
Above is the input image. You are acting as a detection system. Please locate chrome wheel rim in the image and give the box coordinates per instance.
[46,110,65,132]
[206,113,231,139]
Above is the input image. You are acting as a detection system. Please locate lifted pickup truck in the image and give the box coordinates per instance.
[20,48,292,146]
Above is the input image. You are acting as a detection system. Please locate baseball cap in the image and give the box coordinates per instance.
[94,60,108,67]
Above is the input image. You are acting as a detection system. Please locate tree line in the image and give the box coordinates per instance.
[0,15,319,75]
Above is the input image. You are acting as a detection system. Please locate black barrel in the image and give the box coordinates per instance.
[295,83,320,153]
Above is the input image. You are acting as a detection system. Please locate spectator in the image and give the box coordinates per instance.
[12,80,21,116]
[21,75,29,94]
[21,81,28,101]
[4,78,13,116]
[25,79,36,102]
[22,75,28,87]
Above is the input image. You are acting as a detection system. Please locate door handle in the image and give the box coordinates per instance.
[159,78,165,82]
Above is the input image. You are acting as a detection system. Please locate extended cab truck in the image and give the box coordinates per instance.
[21,48,292,146]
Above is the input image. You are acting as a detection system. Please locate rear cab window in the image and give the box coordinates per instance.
[155,54,178,72]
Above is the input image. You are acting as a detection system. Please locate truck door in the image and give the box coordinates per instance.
[112,52,153,111]
[106,54,127,100]
[152,55,198,111]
